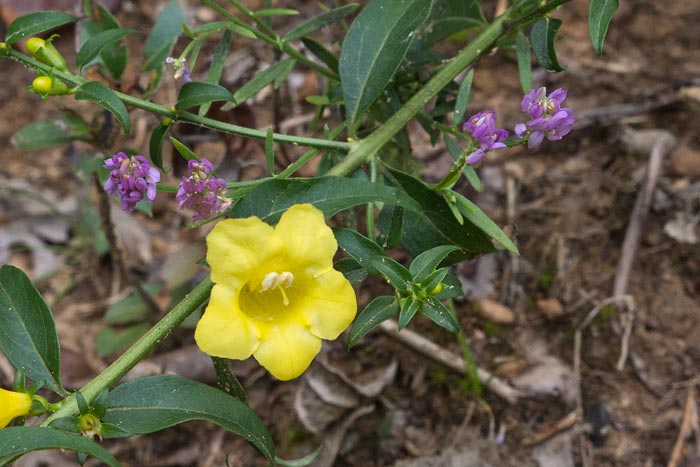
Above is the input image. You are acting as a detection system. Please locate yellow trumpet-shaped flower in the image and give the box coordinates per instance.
[0,388,32,428]
[195,204,357,381]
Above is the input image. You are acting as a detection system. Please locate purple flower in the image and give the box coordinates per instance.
[176,158,231,222]
[103,152,160,212]
[515,87,576,149]
[463,110,508,165]
[166,57,192,85]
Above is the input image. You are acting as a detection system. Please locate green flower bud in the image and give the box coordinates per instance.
[78,413,102,439]
[25,37,68,71]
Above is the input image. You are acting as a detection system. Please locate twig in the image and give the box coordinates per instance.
[378,320,523,404]
[612,134,674,373]
[667,386,699,467]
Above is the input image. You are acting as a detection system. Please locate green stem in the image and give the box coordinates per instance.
[42,277,214,425]
[276,124,346,178]
[1,49,348,152]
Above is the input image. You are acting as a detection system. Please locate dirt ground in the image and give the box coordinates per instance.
[1,0,699,466]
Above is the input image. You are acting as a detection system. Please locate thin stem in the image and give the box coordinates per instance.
[42,277,214,425]
[276,123,346,178]
[1,48,348,152]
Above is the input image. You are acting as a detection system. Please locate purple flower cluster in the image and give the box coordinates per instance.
[514,87,576,149]
[176,158,231,222]
[462,110,509,165]
[103,152,160,212]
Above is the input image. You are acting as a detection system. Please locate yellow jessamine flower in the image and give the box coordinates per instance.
[0,388,32,428]
[195,204,357,381]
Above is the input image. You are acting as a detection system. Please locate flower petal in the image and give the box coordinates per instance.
[298,269,357,340]
[207,217,281,287]
[0,388,32,428]
[253,322,322,380]
[274,204,336,275]
[194,284,260,359]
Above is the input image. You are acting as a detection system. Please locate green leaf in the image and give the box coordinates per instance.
[589,0,618,55]
[12,118,89,151]
[409,245,460,281]
[410,0,484,50]
[516,31,532,92]
[452,191,519,254]
[255,8,299,17]
[433,272,463,299]
[169,136,199,162]
[420,267,450,292]
[275,446,323,467]
[398,295,419,329]
[5,11,76,45]
[75,81,130,135]
[367,256,412,291]
[347,296,398,347]
[301,37,339,73]
[376,204,403,249]
[339,0,432,132]
[264,127,275,175]
[335,228,387,275]
[530,17,564,72]
[176,81,233,110]
[95,323,149,357]
[334,258,369,285]
[102,375,275,460]
[283,4,359,41]
[76,28,135,71]
[103,286,159,324]
[452,68,474,126]
[0,265,63,394]
[385,168,496,261]
[421,296,460,333]
[231,177,421,223]
[149,123,170,171]
[199,29,234,116]
[144,0,188,71]
[224,59,296,110]
[0,427,120,466]
[79,6,128,80]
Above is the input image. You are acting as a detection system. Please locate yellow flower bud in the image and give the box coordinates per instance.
[429,283,444,295]
[32,76,72,96]
[25,36,68,71]
[0,388,32,428]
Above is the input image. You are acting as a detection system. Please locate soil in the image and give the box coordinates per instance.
[1,1,699,466]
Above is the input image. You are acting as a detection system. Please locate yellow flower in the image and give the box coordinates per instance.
[195,204,357,381]
[0,388,32,428]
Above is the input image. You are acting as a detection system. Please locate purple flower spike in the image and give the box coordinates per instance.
[463,110,509,165]
[176,158,231,222]
[103,152,160,212]
[515,87,576,149]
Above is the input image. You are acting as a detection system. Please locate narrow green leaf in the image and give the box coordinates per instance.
[75,81,130,135]
[190,21,255,38]
[103,375,275,460]
[376,204,403,249]
[5,11,76,45]
[444,136,482,192]
[275,446,323,467]
[589,0,619,55]
[0,265,63,394]
[515,31,532,92]
[273,59,296,88]
[95,323,149,357]
[453,191,519,254]
[199,29,234,116]
[176,81,233,110]
[410,0,485,49]
[335,228,387,275]
[398,296,419,329]
[421,267,450,293]
[339,0,432,132]
[225,59,295,109]
[409,245,460,281]
[301,37,339,73]
[283,4,359,41]
[334,258,369,285]
[230,177,421,223]
[347,296,398,347]
[12,119,88,151]
[169,137,199,162]
[149,123,170,171]
[0,427,120,466]
[76,28,135,71]
[144,0,188,71]
[264,127,275,175]
[433,272,463,299]
[211,357,248,403]
[530,17,564,72]
[452,68,474,126]
[255,8,299,17]
[421,296,460,333]
[79,6,128,80]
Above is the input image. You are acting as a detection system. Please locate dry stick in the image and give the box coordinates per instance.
[378,320,523,404]
[612,135,675,370]
[667,386,699,467]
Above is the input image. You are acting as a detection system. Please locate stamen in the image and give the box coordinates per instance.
[260,271,294,292]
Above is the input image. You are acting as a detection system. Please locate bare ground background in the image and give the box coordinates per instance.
[0,0,699,466]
